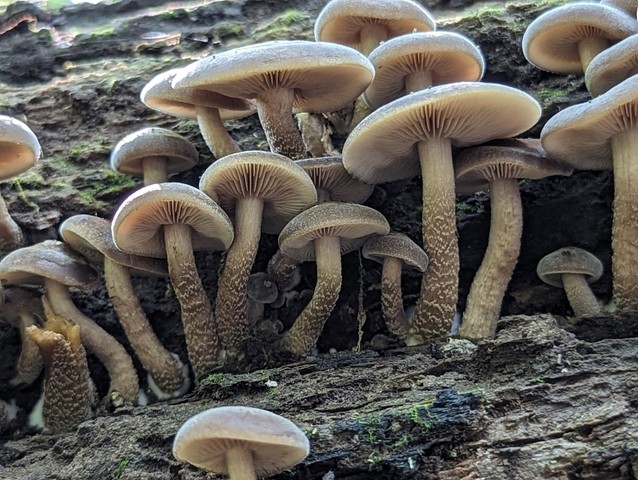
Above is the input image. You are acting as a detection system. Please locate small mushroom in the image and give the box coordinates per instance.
[537,247,604,316]
[585,34,638,97]
[173,406,310,479]
[246,272,278,326]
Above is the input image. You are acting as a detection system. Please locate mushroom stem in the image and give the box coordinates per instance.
[103,257,186,393]
[10,312,43,385]
[562,272,602,316]
[43,278,140,404]
[404,70,434,94]
[142,156,169,185]
[610,128,638,310]
[226,446,257,480]
[0,195,24,252]
[283,235,342,357]
[195,105,240,159]
[410,137,458,341]
[459,177,522,339]
[267,249,301,291]
[255,87,308,160]
[359,25,389,56]
[163,223,220,379]
[215,197,264,355]
[577,36,609,73]
[380,256,410,339]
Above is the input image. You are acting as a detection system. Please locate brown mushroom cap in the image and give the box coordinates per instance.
[362,231,428,272]
[0,115,40,180]
[111,182,234,259]
[585,34,638,97]
[172,406,310,477]
[364,31,485,109]
[537,247,604,288]
[295,156,373,204]
[522,3,638,74]
[247,272,279,304]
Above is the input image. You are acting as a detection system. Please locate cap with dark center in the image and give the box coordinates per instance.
[585,34,638,97]
[173,406,309,479]
[246,272,279,326]
[110,127,199,185]
[522,3,638,74]
[362,232,428,342]
[537,247,604,316]
[454,139,573,340]
[173,40,374,159]
[141,68,255,159]
[343,82,542,343]
[112,182,234,379]
[0,240,140,404]
[279,202,390,356]
[314,0,436,55]
[541,75,638,310]
[199,151,317,356]
[60,214,189,397]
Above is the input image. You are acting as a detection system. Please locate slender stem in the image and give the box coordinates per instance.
[267,249,301,291]
[0,195,24,253]
[578,36,609,73]
[381,257,410,340]
[404,70,434,94]
[142,156,168,185]
[359,25,388,56]
[255,88,307,159]
[10,312,43,385]
[226,447,257,480]
[195,105,240,159]
[562,273,602,316]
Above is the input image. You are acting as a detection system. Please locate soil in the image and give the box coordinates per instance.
[0,0,636,479]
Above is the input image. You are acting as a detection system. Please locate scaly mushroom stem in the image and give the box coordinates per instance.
[0,195,24,253]
[226,446,257,480]
[283,235,342,357]
[611,129,638,310]
[44,278,140,404]
[267,249,301,291]
[459,178,522,339]
[562,272,602,316]
[10,312,43,385]
[577,36,609,73]
[164,223,220,379]
[195,105,240,159]
[411,137,458,341]
[380,257,410,339]
[255,87,308,159]
[103,257,186,393]
[142,156,169,185]
[215,197,264,355]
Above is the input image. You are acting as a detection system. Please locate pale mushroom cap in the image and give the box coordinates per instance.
[172,40,375,114]
[111,182,234,258]
[296,156,374,204]
[364,31,485,109]
[172,406,310,477]
[140,68,255,121]
[541,74,638,170]
[362,231,428,272]
[314,0,436,47]
[342,82,542,184]
[601,0,638,16]
[585,34,638,96]
[0,240,99,290]
[537,246,604,288]
[0,115,41,180]
[199,150,318,235]
[279,202,390,262]
[522,3,638,74]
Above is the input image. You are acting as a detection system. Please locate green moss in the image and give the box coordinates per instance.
[253,9,312,41]
[206,372,234,388]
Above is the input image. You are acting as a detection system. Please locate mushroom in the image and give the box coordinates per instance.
[541,74,638,310]
[246,272,279,326]
[111,182,234,379]
[454,139,573,340]
[361,232,428,342]
[140,68,255,159]
[600,0,638,18]
[0,240,140,404]
[172,40,375,159]
[59,214,189,398]
[342,82,542,343]
[26,297,93,433]
[537,247,604,316]
[0,115,41,251]
[173,406,309,479]
[585,34,638,97]
[199,151,317,356]
[522,3,638,74]
[110,127,199,186]
[278,202,390,357]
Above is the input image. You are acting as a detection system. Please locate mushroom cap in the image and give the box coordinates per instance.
[522,3,638,74]
[199,150,318,235]
[110,127,199,177]
[296,156,374,203]
[314,0,436,48]
[541,74,638,170]
[172,40,375,114]
[537,246,604,287]
[111,182,234,258]
[585,34,638,97]
[600,0,638,16]
[0,240,99,291]
[362,231,428,272]
[364,31,485,109]
[59,214,168,276]
[0,115,41,180]
[342,82,542,184]
[172,406,310,477]
[247,272,279,304]
[140,68,255,121]
[279,202,390,262]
